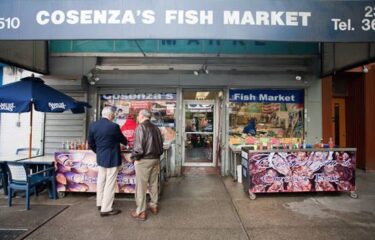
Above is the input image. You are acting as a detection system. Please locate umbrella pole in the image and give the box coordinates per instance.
[29,102,33,158]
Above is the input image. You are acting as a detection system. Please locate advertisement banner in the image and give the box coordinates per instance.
[246,150,356,193]
[229,89,304,103]
[100,93,177,142]
[0,0,374,42]
[55,150,137,193]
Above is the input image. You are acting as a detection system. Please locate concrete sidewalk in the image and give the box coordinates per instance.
[224,169,375,240]
[0,169,374,240]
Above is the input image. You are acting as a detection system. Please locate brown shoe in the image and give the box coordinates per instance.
[100,209,121,217]
[130,209,147,221]
[148,205,158,215]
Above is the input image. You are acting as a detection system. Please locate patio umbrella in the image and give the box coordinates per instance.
[0,75,91,157]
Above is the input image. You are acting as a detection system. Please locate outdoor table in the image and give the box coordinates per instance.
[18,155,55,165]
[1,155,56,197]
[0,155,26,161]
[17,155,55,176]
[55,150,166,198]
[18,155,57,199]
[241,147,358,200]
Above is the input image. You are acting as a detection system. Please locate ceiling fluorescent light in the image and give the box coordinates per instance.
[195,92,210,100]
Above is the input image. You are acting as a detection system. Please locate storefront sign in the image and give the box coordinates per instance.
[246,150,356,193]
[0,0,374,42]
[229,89,304,103]
[101,93,176,101]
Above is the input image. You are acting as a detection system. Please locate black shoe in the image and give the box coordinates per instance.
[97,206,101,211]
[100,209,121,217]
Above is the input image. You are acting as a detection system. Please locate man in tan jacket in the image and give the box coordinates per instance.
[130,109,163,221]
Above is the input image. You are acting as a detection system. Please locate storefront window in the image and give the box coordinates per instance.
[100,93,177,147]
[229,89,304,147]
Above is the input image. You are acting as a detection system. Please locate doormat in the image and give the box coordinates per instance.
[0,204,68,239]
[0,229,27,240]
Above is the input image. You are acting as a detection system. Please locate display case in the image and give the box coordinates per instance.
[229,89,304,146]
[241,147,358,200]
[55,150,167,197]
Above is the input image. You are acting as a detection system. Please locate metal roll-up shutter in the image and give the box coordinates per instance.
[44,92,87,154]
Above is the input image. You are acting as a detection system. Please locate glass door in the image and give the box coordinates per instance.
[183,101,216,166]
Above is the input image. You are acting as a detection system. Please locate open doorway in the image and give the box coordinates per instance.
[183,101,215,166]
[182,90,223,167]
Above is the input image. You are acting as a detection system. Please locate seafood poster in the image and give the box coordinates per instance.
[55,150,136,194]
[247,150,356,193]
[100,94,177,142]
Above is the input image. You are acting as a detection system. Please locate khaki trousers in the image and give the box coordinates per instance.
[135,159,159,214]
[97,166,119,212]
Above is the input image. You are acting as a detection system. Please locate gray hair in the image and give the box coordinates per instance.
[139,109,151,119]
[102,106,115,118]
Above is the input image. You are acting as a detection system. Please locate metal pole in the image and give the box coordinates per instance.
[29,102,33,158]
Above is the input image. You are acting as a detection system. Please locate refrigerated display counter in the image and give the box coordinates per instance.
[55,149,167,198]
[241,147,358,200]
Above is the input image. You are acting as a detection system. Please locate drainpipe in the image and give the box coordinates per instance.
[0,63,3,86]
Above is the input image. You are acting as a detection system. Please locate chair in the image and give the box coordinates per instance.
[16,148,40,156]
[6,162,56,210]
[16,148,41,174]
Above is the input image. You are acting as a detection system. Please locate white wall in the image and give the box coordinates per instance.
[304,77,322,144]
[0,67,44,156]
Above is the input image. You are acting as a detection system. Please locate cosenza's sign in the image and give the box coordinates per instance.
[101,93,176,101]
[35,9,311,27]
[0,0,374,42]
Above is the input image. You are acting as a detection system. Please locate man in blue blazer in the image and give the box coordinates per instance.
[88,106,128,217]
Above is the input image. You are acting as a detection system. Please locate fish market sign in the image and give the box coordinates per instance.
[0,0,374,42]
[229,89,304,103]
